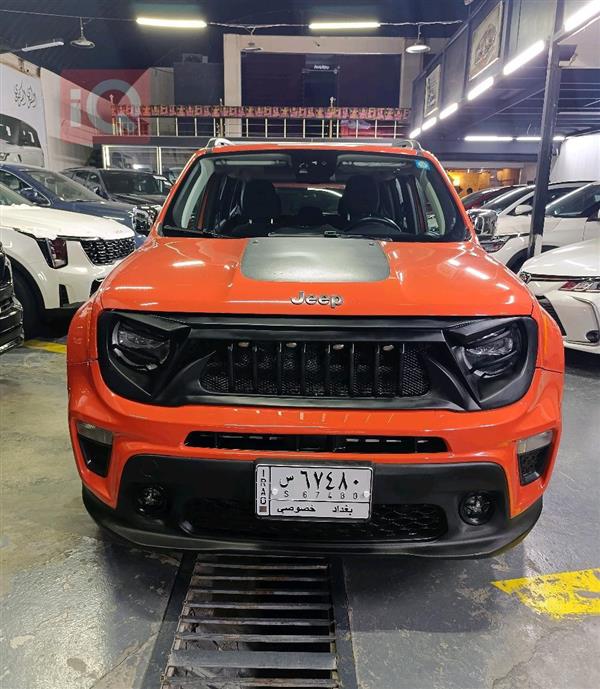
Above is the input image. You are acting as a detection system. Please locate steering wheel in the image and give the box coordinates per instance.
[343,216,403,234]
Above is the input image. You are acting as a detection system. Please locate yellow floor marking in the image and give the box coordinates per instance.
[24,339,67,354]
[492,568,600,619]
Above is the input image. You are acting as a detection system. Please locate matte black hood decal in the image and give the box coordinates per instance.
[241,237,390,283]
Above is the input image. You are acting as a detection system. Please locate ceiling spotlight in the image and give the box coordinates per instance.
[564,0,600,33]
[503,40,545,75]
[422,116,437,131]
[409,127,422,138]
[439,102,459,120]
[136,16,207,29]
[71,18,95,49]
[467,77,494,101]
[465,135,514,142]
[406,25,431,54]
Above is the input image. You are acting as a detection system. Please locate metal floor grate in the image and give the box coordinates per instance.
[161,554,344,688]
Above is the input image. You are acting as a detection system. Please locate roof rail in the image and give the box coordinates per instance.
[392,138,423,150]
[206,137,233,149]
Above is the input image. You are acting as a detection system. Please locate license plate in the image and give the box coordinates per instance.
[255,464,373,521]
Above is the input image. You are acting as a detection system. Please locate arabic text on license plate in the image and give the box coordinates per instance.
[255,464,373,520]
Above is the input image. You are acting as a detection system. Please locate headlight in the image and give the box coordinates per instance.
[464,325,522,376]
[447,317,537,409]
[112,321,170,370]
[559,278,600,293]
[36,237,68,268]
[478,235,515,253]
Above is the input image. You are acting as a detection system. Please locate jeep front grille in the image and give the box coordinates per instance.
[200,340,430,399]
[81,237,135,265]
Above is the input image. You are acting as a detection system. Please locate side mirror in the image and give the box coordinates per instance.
[472,209,498,236]
[20,187,49,206]
[93,185,109,199]
[514,204,533,216]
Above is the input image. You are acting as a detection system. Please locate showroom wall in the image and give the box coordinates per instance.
[551,133,600,182]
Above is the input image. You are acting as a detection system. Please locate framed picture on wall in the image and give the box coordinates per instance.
[424,65,441,117]
[469,1,504,81]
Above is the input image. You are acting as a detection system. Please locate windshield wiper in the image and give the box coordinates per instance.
[161,225,229,238]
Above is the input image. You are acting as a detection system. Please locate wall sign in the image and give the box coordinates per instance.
[469,2,504,81]
[424,65,441,117]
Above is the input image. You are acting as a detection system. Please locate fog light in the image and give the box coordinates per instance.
[136,485,167,515]
[517,430,553,484]
[76,421,113,477]
[459,492,494,525]
[586,330,599,343]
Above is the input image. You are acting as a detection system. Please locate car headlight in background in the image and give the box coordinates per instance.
[478,234,517,253]
[112,320,171,370]
[36,237,68,268]
[559,278,600,293]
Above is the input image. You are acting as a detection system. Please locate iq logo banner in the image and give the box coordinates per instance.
[60,69,150,143]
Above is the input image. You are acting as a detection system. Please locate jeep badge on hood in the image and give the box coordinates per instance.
[290,291,343,308]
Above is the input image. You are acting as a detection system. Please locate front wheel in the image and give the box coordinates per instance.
[13,271,42,337]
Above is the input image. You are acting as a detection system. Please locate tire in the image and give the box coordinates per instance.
[13,271,42,338]
[506,250,529,274]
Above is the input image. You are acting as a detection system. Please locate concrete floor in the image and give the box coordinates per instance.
[1,341,598,689]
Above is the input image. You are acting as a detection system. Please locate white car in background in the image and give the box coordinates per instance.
[0,182,136,335]
[520,237,600,354]
[477,182,600,271]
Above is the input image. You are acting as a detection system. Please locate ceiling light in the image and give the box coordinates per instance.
[406,25,431,54]
[564,0,600,32]
[136,16,207,29]
[465,135,514,142]
[503,40,545,75]
[409,127,422,138]
[71,18,95,48]
[554,134,566,141]
[467,77,494,101]
[516,136,541,141]
[439,102,459,120]
[309,21,380,30]
[21,39,64,52]
[421,116,437,131]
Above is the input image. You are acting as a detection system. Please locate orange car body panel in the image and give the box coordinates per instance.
[67,143,565,550]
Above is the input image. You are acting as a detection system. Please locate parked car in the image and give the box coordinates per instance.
[67,141,564,558]
[461,185,524,211]
[63,167,169,210]
[475,181,593,271]
[0,163,151,242]
[520,238,600,355]
[0,241,24,353]
[0,114,44,167]
[0,182,136,335]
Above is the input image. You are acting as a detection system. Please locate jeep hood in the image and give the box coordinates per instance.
[99,236,534,317]
[0,205,134,240]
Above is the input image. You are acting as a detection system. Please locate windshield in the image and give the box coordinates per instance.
[103,170,164,196]
[27,170,100,202]
[0,182,33,206]
[546,184,600,218]
[163,149,468,242]
[482,186,534,212]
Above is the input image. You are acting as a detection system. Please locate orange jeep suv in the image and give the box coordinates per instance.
[67,141,564,556]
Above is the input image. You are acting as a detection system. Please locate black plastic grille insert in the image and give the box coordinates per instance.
[81,237,135,265]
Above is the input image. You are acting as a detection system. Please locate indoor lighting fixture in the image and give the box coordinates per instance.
[564,0,600,32]
[439,102,459,120]
[70,18,95,48]
[503,40,545,75]
[406,25,431,54]
[465,135,514,142]
[421,116,437,131]
[409,127,422,138]
[516,135,566,142]
[467,77,494,101]
[554,134,566,141]
[21,39,64,52]
[309,21,380,30]
[136,16,207,29]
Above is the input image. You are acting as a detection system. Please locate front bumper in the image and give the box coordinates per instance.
[69,354,562,556]
[82,458,543,557]
[531,282,600,354]
[0,289,24,354]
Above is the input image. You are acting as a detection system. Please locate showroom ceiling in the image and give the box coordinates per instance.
[0,0,469,72]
